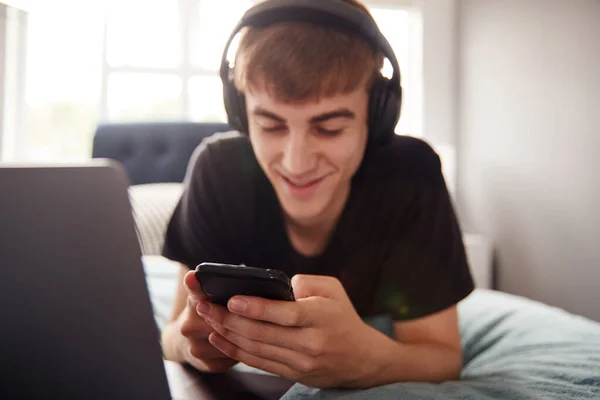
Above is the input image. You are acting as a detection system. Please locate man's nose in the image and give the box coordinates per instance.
[281,130,316,177]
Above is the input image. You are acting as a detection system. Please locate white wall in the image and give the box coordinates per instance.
[419,0,460,196]
[422,0,458,146]
[457,0,600,321]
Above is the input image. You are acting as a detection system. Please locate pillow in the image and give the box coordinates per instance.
[128,183,184,255]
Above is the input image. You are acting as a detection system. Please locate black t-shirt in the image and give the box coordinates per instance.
[162,131,474,321]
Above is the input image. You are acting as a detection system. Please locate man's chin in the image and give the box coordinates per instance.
[280,203,325,226]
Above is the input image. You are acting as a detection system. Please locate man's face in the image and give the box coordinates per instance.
[246,88,369,226]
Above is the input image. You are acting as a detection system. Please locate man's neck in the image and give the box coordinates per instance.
[286,184,350,257]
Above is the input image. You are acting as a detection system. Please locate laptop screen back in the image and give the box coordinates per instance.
[0,162,171,400]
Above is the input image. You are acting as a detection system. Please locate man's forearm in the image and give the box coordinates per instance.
[355,327,463,388]
[161,321,185,363]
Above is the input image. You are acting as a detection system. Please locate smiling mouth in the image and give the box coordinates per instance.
[282,175,325,188]
[278,172,332,199]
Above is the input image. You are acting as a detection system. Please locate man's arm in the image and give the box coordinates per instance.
[358,305,462,387]
[161,264,190,362]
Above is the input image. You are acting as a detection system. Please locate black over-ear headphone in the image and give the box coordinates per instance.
[220,0,402,147]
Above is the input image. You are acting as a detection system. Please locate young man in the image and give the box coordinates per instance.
[161,0,474,390]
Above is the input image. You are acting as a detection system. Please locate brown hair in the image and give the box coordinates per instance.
[233,0,384,104]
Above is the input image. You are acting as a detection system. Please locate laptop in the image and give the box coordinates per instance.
[0,161,174,399]
[0,161,292,400]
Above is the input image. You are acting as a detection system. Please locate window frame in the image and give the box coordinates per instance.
[0,3,28,161]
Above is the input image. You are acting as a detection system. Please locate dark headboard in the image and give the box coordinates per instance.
[92,122,230,185]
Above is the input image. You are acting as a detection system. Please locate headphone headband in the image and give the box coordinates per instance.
[220,0,400,87]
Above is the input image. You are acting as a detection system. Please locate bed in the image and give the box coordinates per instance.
[93,122,600,399]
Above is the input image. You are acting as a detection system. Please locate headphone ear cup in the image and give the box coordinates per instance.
[221,67,249,134]
[236,93,249,134]
[369,75,400,145]
[380,81,402,144]
[368,76,385,143]
[369,76,389,142]
[222,77,240,131]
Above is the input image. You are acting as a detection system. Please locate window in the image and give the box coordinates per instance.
[17,0,422,161]
[22,0,104,161]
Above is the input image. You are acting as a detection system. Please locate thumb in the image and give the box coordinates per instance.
[291,274,346,301]
[184,270,208,302]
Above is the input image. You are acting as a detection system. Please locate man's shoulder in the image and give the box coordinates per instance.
[196,130,252,159]
[360,134,443,185]
[182,130,262,204]
[189,130,254,172]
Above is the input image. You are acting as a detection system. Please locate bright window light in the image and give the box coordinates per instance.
[24,0,104,161]
[107,73,183,121]
[188,76,227,123]
[190,0,253,71]
[106,0,180,68]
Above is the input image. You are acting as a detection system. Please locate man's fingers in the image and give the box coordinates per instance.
[180,311,213,340]
[208,322,317,374]
[183,270,207,301]
[188,338,233,362]
[206,309,320,354]
[291,274,345,300]
[208,332,300,381]
[227,295,327,327]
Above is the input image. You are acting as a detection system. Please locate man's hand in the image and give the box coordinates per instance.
[198,274,383,388]
[176,271,238,373]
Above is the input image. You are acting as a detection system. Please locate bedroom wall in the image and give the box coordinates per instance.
[457,0,600,321]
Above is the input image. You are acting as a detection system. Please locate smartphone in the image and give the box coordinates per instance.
[195,262,295,306]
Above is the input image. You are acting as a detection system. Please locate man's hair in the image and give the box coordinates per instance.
[233,0,384,104]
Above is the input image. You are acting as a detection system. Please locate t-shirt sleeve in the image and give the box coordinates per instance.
[161,139,242,269]
[378,145,475,321]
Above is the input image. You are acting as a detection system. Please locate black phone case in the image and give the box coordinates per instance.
[195,263,295,306]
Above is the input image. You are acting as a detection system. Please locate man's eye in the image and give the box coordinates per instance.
[316,127,343,136]
[261,126,287,133]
